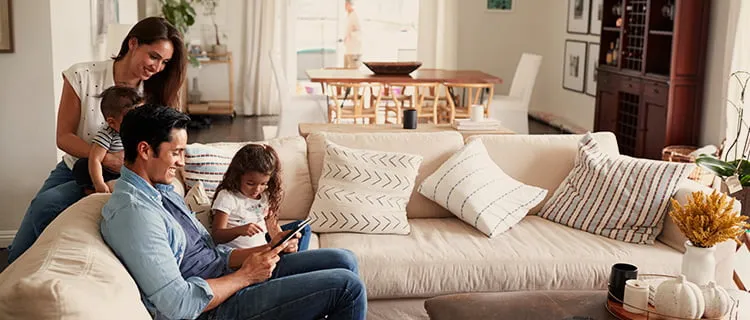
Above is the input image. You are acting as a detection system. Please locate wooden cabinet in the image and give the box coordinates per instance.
[593,0,710,159]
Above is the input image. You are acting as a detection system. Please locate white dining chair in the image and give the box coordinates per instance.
[263,51,328,140]
[486,53,542,134]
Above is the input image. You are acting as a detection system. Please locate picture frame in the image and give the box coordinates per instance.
[563,40,587,93]
[0,0,13,53]
[567,0,591,34]
[585,42,599,96]
[590,0,603,35]
[91,0,120,46]
[486,0,513,12]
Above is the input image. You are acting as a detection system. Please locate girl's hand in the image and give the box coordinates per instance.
[235,223,264,237]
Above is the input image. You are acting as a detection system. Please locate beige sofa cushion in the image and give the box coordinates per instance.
[0,194,150,319]
[182,136,314,221]
[319,216,682,300]
[468,132,619,214]
[307,131,465,218]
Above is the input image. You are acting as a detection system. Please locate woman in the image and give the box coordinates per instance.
[8,17,187,263]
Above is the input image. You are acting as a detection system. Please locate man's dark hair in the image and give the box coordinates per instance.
[120,104,190,163]
[99,86,144,118]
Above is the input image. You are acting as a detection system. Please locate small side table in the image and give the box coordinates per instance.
[183,52,235,117]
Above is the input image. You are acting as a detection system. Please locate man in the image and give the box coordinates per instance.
[343,0,362,69]
[101,104,366,320]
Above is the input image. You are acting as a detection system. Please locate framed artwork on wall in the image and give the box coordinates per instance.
[567,0,591,34]
[590,0,603,35]
[91,0,120,45]
[585,42,599,96]
[0,0,13,53]
[487,0,513,12]
[563,40,587,93]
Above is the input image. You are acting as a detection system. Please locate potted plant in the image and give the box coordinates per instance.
[159,0,200,67]
[194,0,227,58]
[669,191,749,285]
[696,71,750,215]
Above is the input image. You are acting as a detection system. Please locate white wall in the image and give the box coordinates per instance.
[458,0,736,138]
[0,0,57,243]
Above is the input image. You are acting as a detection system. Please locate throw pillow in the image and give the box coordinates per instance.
[418,139,548,237]
[185,181,212,230]
[183,144,234,199]
[537,132,694,244]
[308,141,423,234]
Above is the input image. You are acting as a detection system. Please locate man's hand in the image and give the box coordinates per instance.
[238,244,285,284]
[270,230,301,253]
[234,223,264,237]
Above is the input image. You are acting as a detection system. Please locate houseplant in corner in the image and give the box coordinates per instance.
[159,0,200,67]
[669,190,749,285]
[194,0,227,58]
[696,71,750,216]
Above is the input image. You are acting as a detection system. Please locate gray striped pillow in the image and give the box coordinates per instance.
[538,133,694,244]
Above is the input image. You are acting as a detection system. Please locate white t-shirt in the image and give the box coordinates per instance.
[60,60,143,169]
[345,11,362,54]
[211,189,269,249]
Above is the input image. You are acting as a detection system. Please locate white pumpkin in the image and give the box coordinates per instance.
[654,274,705,319]
[701,281,731,318]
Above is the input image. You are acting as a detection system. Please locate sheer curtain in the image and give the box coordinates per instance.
[417,0,458,69]
[239,0,293,116]
[723,0,750,160]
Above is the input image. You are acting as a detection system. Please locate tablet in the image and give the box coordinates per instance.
[270,219,312,249]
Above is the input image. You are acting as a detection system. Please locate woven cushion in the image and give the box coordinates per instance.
[308,141,423,234]
[418,139,547,237]
[538,133,694,244]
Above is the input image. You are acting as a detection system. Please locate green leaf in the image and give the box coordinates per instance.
[695,155,737,177]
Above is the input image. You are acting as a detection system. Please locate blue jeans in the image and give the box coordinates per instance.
[8,161,84,263]
[201,248,366,320]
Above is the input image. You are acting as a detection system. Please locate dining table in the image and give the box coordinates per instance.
[305,68,503,85]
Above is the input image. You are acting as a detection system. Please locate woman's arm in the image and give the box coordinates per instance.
[56,78,90,158]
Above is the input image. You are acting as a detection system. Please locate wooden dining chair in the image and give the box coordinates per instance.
[391,83,441,124]
[372,84,411,124]
[442,82,495,124]
[326,82,383,124]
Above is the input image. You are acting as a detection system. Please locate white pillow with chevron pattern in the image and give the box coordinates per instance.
[418,139,548,237]
[308,141,423,234]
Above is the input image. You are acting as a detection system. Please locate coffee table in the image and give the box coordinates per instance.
[424,290,749,320]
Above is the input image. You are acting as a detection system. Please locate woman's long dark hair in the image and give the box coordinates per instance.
[114,17,186,108]
[213,144,284,214]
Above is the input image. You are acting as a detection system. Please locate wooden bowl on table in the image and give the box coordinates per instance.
[363,61,422,75]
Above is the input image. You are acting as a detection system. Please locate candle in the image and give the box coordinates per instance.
[470,104,484,122]
[623,279,649,314]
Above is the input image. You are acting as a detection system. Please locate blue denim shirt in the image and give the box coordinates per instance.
[101,166,234,320]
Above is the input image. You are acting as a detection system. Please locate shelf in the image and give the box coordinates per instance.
[603,27,621,32]
[195,59,231,64]
[649,30,674,36]
[187,101,234,116]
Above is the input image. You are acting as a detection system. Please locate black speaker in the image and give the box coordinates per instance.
[403,109,417,129]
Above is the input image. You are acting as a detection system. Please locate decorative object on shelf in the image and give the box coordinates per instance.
[611,1,622,17]
[362,61,422,75]
[622,279,649,314]
[653,274,705,319]
[608,263,638,302]
[0,0,14,53]
[585,43,599,96]
[567,0,591,34]
[486,0,512,12]
[662,0,675,21]
[188,77,202,104]
[194,0,228,59]
[562,40,586,93]
[590,0,603,35]
[696,71,750,217]
[701,281,732,318]
[669,190,750,285]
[470,104,485,122]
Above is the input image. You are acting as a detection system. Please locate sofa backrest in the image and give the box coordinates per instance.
[306,131,466,219]
[0,194,151,320]
[468,132,619,214]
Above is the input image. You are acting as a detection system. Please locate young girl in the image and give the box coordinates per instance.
[211,144,311,252]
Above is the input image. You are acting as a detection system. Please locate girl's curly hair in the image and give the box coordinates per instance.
[213,144,283,213]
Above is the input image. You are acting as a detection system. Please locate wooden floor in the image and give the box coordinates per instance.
[188,115,564,144]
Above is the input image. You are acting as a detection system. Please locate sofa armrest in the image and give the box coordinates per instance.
[658,179,740,288]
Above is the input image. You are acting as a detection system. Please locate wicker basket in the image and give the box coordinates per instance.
[662,145,699,163]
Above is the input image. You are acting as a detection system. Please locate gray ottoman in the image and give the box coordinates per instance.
[424,290,617,320]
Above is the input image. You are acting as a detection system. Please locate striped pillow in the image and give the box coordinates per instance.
[418,139,548,237]
[538,133,694,244]
[183,144,235,199]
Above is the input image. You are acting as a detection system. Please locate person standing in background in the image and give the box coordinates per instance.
[343,0,362,69]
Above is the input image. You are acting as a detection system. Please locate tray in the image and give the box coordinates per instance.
[362,61,422,75]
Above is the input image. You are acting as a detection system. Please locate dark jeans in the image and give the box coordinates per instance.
[200,248,367,320]
[72,157,120,189]
[9,161,84,264]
